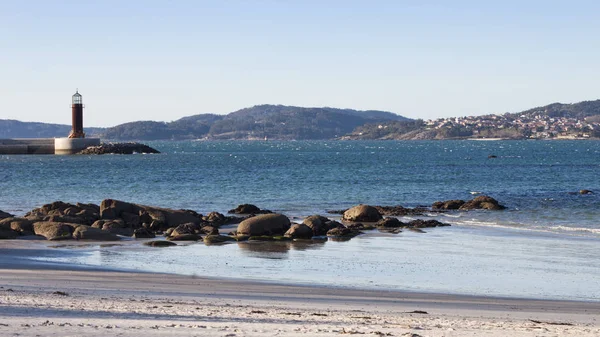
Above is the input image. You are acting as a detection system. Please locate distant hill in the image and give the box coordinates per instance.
[0,120,104,138]
[101,105,409,140]
[343,99,600,140]
[518,100,600,119]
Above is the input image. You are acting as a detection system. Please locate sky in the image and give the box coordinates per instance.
[1,0,600,127]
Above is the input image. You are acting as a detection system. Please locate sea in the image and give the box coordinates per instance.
[1,140,599,301]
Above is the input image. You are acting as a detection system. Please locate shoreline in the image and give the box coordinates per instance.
[2,244,600,336]
[1,266,600,336]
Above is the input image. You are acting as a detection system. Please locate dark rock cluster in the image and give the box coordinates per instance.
[1,195,510,243]
[432,195,506,211]
[77,142,160,155]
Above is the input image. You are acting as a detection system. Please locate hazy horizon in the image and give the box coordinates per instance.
[2,1,599,127]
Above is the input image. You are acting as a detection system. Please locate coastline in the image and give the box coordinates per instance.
[1,251,600,336]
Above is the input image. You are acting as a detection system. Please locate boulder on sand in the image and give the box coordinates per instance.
[302,215,332,235]
[284,223,313,239]
[72,225,120,241]
[0,217,34,235]
[236,213,291,236]
[342,205,382,222]
[33,222,75,240]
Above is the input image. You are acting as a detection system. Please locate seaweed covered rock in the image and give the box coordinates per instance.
[236,213,291,236]
[144,240,177,247]
[407,219,451,228]
[78,142,160,155]
[203,235,236,244]
[342,205,382,222]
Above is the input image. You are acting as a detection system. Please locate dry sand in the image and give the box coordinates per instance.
[1,267,599,337]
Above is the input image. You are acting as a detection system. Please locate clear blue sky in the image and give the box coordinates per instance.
[2,0,599,127]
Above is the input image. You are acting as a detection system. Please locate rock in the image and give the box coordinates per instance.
[144,240,177,247]
[342,205,382,222]
[302,215,331,235]
[0,228,18,239]
[91,219,133,236]
[376,217,406,228]
[203,235,236,244]
[133,228,155,239]
[167,233,200,241]
[32,222,75,240]
[100,199,202,229]
[25,201,100,225]
[326,227,361,239]
[459,195,506,210]
[0,217,34,235]
[284,223,313,239]
[77,142,160,155]
[406,219,451,228]
[580,189,594,195]
[42,215,91,225]
[0,210,14,219]
[120,212,141,228]
[236,213,291,236]
[432,200,465,210]
[203,212,226,226]
[199,226,219,235]
[170,223,199,237]
[72,225,120,241]
[228,204,272,214]
[374,205,424,216]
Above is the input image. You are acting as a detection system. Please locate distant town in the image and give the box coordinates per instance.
[425,111,598,139]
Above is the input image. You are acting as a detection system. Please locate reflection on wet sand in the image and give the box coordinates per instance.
[237,240,327,259]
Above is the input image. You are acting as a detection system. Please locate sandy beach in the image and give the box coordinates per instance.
[1,256,600,337]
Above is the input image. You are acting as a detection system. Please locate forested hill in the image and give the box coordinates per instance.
[100,105,409,140]
[0,120,104,138]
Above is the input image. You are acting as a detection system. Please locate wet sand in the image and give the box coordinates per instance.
[1,255,600,336]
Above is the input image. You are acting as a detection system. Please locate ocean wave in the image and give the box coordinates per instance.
[456,219,600,237]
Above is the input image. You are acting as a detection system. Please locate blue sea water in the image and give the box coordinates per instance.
[1,140,600,300]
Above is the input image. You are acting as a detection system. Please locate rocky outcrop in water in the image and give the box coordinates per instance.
[433,195,506,211]
[77,142,160,155]
[342,205,382,222]
[228,204,272,215]
[1,199,455,242]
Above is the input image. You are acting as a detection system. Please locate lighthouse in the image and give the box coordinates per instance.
[54,89,100,154]
[68,90,85,138]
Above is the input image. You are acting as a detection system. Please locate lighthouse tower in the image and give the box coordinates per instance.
[55,89,100,154]
[68,90,85,138]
